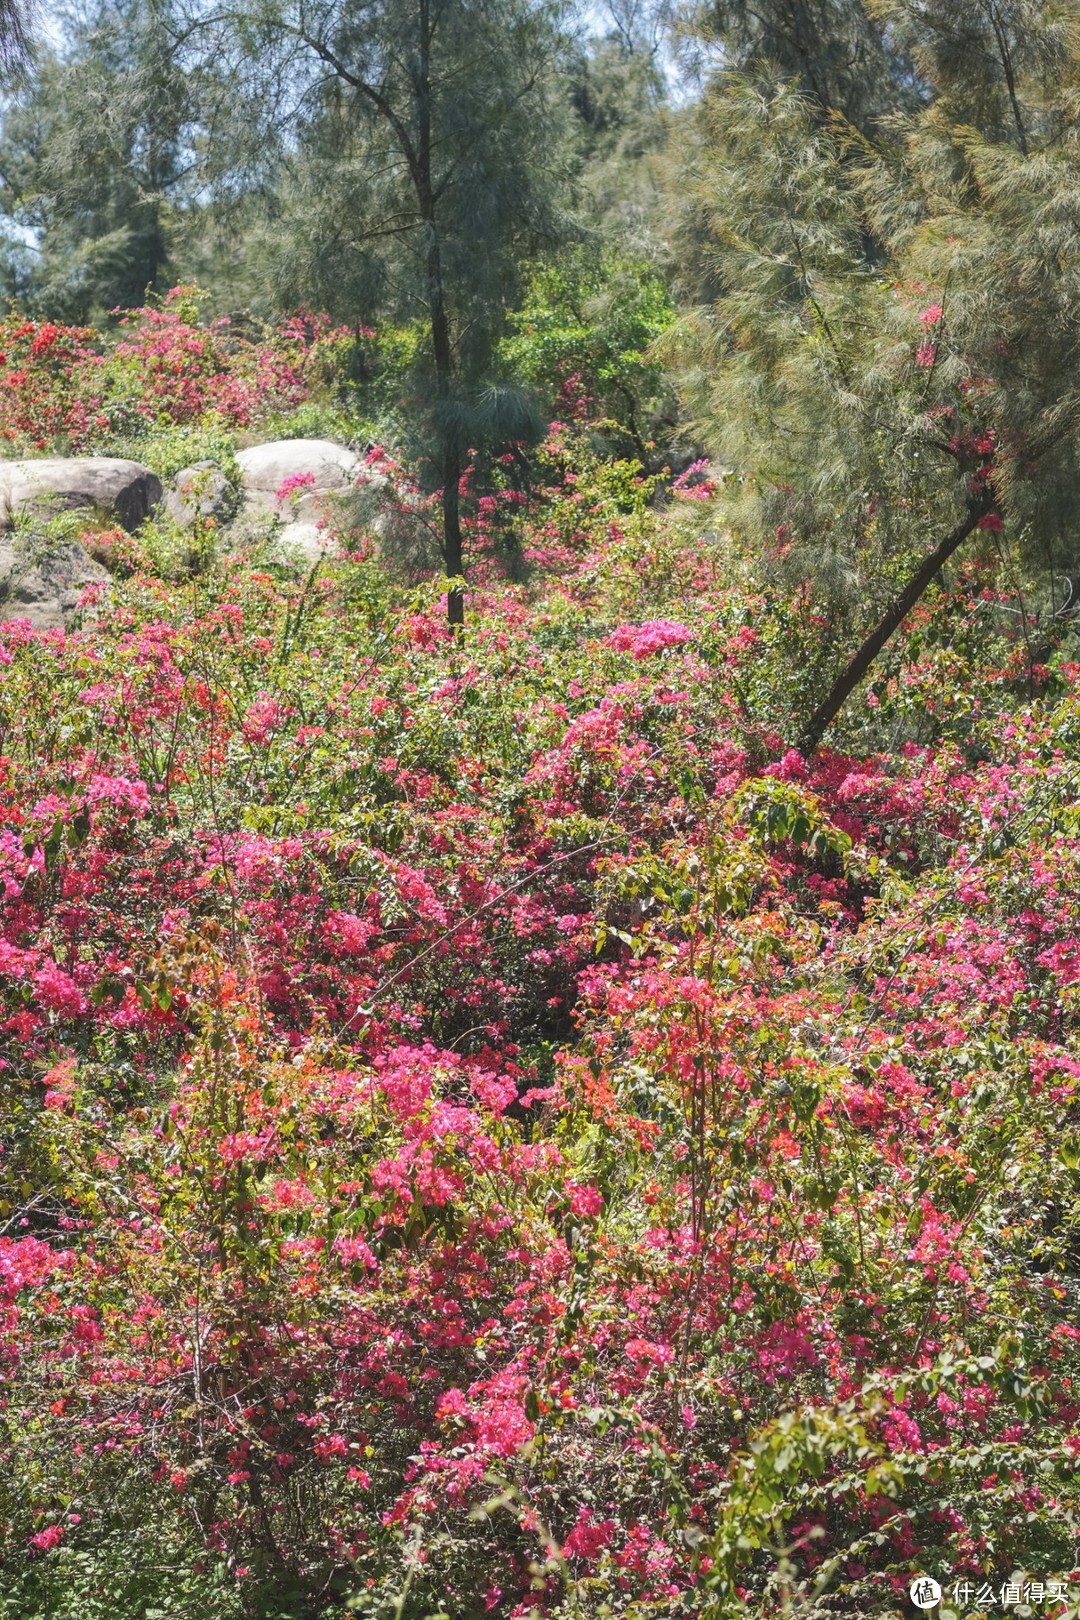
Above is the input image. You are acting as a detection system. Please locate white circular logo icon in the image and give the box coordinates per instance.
[909,1576,942,1610]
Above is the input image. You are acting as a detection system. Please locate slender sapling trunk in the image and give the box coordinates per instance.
[799,495,991,755]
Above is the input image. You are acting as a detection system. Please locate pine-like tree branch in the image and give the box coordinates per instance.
[799,492,992,756]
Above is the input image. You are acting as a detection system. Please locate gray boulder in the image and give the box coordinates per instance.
[164,461,236,529]
[0,457,162,531]
[235,439,360,520]
[0,535,109,631]
[275,520,330,563]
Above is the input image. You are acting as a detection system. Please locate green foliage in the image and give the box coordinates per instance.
[735,776,853,863]
[566,11,671,246]
[111,420,242,485]
[689,0,919,129]
[0,0,196,321]
[500,250,677,464]
[0,1518,245,1620]
[0,0,34,79]
[701,1344,1080,1615]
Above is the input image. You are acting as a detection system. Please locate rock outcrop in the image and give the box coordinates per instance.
[164,462,236,529]
[0,457,162,531]
[275,520,328,563]
[235,439,359,521]
[0,535,109,630]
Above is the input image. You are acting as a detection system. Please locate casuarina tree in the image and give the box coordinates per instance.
[0,0,33,76]
[201,0,570,626]
[0,0,196,319]
[673,0,1080,752]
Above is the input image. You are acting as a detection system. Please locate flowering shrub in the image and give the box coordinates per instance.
[0,289,355,456]
[0,315,1078,1618]
[605,617,693,658]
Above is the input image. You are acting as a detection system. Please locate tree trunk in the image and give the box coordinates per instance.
[799,497,989,756]
[416,0,463,628]
[427,246,464,627]
[442,441,465,627]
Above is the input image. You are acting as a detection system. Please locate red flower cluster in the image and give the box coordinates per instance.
[0,287,354,452]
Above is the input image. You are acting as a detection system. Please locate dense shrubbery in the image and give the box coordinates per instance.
[0,297,1077,1617]
[0,289,356,459]
[0,0,1076,1603]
